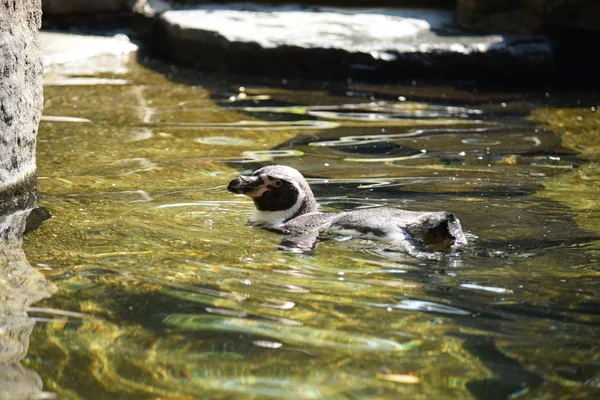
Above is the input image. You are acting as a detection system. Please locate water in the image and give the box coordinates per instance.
[9,53,600,399]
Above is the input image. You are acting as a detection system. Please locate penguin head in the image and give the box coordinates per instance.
[227,165,318,226]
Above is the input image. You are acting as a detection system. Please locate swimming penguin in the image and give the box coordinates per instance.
[227,165,467,260]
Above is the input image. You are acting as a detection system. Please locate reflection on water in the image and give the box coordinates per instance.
[19,53,600,399]
[0,208,56,399]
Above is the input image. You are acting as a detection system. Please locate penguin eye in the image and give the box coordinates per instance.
[272,180,282,188]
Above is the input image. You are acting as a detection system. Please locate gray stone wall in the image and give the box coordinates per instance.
[0,0,43,214]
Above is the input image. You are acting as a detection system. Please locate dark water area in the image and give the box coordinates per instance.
[10,53,600,399]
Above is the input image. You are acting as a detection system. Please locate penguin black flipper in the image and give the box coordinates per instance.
[279,212,334,254]
[278,229,322,254]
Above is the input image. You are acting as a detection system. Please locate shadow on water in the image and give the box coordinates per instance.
[459,334,544,400]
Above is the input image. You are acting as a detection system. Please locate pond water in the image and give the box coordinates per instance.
[11,51,600,399]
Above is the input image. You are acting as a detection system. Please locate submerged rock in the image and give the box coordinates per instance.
[156,4,554,82]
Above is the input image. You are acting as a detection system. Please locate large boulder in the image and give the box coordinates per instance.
[169,0,454,8]
[156,4,554,83]
[0,0,44,214]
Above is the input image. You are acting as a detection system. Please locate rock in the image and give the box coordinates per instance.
[41,0,168,40]
[42,0,146,15]
[543,0,600,32]
[0,0,44,215]
[456,0,600,81]
[41,31,138,73]
[170,0,455,8]
[456,0,544,32]
[456,0,600,33]
[156,4,554,83]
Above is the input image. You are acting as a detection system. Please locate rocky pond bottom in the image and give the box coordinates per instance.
[11,53,600,399]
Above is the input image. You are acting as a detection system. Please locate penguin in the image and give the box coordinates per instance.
[227,165,467,260]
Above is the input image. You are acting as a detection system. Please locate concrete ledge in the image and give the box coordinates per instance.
[156,4,554,82]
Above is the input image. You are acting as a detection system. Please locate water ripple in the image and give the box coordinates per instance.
[308,126,500,149]
[233,101,483,120]
[196,136,256,146]
[40,115,93,123]
[219,378,324,399]
[460,283,513,294]
[242,149,305,161]
[374,300,471,316]
[164,314,421,352]
[145,119,339,130]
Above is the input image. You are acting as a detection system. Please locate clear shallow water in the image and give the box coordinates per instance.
[10,54,600,399]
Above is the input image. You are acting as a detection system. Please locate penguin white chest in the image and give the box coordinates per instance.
[250,192,305,227]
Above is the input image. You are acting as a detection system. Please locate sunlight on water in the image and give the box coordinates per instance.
[15,54,600,400]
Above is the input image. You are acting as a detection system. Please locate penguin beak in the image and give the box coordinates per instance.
[227,175,269,197]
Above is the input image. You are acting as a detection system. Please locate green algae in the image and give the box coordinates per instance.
[531,107,600,237]
[532,107,600,160]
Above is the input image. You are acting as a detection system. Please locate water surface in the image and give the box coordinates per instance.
[18,53,600,399]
